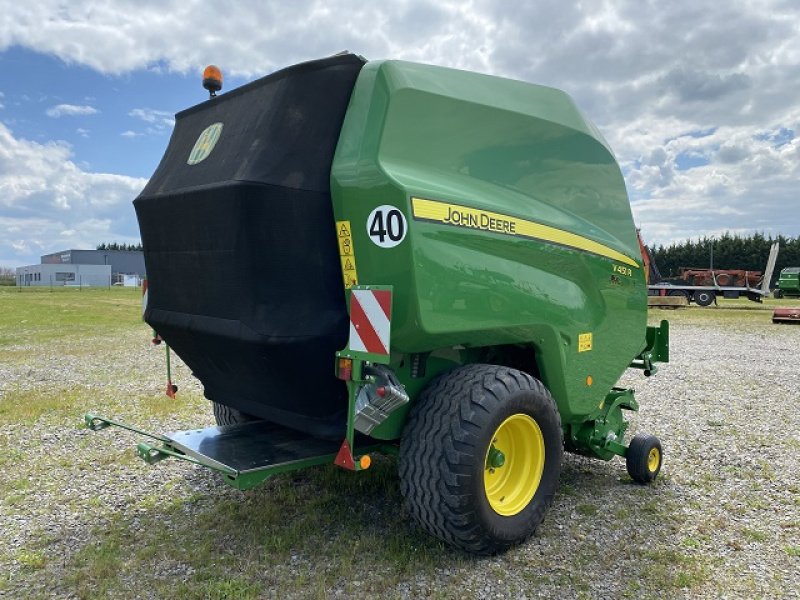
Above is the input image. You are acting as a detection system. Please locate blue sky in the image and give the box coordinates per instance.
[3,46,252,179]
[1,1,798,268]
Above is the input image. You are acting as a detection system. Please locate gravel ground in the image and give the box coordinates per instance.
[1,310,798,599]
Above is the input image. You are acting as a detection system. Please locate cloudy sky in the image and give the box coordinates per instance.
[1,1,798,267]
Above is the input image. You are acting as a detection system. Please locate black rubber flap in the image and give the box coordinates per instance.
[134,54,365,439]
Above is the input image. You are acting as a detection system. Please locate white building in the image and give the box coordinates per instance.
[16,263,112,287]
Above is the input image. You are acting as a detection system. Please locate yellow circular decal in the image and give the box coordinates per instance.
[187,122,223,165]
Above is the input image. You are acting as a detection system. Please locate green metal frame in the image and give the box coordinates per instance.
[566,388,639,460]
[629,320,669,376]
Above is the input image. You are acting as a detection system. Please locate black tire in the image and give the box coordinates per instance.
[212,401,256,426]
[398,364,563,555]
[626,433,663,484]
[774,289,783,299]
[693,290,715,306]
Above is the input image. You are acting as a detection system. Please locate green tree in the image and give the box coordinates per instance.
[650,232,799,285]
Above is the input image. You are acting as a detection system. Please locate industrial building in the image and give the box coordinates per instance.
[16,249,145,287]
[41,249,145,280]
[16,263,112,287]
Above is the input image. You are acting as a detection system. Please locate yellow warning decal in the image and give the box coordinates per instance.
[338,234,354,257]
[411,197,639,268]
[336,220,358,289]
[340,255,358,274]
[578,333,593,353]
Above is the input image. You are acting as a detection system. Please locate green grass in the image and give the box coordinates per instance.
[0,287,142,346]
[0,388,90,425]
[63,459,456,598]
[16,550,46,571]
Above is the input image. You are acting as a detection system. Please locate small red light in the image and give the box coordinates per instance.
[376,386,386,397]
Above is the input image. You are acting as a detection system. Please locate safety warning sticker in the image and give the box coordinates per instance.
[336,220,359,289]
[411,197,639,267]
[578,332,593,353]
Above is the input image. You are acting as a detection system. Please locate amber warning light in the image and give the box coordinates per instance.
[203,65,223,98]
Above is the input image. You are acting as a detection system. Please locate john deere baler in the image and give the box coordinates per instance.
[88,53,669,555]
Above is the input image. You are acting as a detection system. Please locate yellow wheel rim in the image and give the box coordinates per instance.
[484,414,545,516]
[647,447,660,472]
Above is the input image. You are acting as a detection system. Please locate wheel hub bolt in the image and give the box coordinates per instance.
[487,445,506,469]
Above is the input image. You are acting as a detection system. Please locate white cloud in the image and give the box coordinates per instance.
[120,130,141,138]
[0,124,147,267]
[0,1,494,77]
[45,104,99,118]
[0,1,797,246]
[627,120,800,245]
[129,108,173,125]
[128,108,175,135]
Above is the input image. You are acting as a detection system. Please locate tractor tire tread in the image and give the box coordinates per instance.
[626,432,662,484]
[399,364,562,555]
[212,401,255,427]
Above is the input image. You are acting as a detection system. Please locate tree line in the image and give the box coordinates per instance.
[650,232,800,282]
[0,266,14,286]
[95,242,143,251]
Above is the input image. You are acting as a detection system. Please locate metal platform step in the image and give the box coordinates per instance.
[85,412,387,491]
[165,420,343,475]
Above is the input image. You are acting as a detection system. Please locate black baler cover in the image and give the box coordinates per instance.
[134,54,365,438]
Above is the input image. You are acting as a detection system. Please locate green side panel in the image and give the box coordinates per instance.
[778,267,800,295]
[331,60,648,424]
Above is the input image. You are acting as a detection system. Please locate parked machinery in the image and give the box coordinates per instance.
[87,54,669,554]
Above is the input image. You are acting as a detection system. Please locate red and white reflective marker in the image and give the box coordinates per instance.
[348,289,391,355]
[141,279,149,319]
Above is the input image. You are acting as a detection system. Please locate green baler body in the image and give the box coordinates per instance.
[331,60,648,432]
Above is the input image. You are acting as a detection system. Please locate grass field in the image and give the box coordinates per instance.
[0,288,798,599]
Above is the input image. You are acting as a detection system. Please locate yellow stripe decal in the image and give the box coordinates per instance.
[411,197,639,268]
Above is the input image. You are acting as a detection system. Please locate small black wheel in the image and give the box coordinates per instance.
[212,401,256,426]
[626,433,663,484]
[171,384,179,394]
[774,289,783,299]
[399,364,563,555]
[693,290,715,307]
